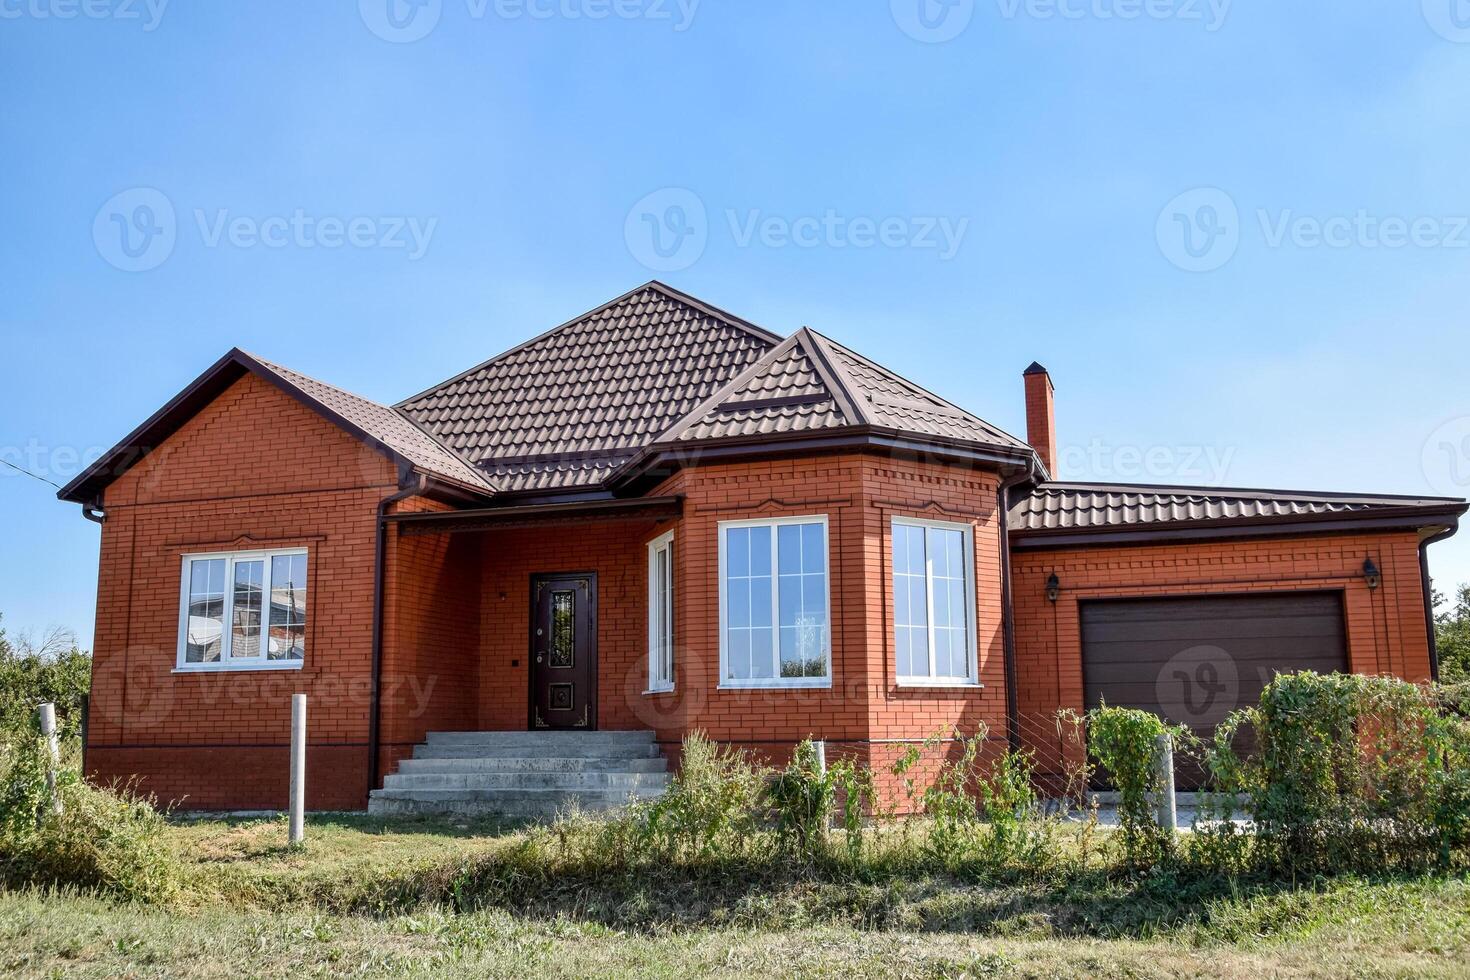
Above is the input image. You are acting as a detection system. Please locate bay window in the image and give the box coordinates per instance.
[178,548,307,670]
[893,518,977,686]
[719,515,830,687]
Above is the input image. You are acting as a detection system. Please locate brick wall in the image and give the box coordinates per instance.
[86,372,399,810]
[376,496,485,784]
[1010,530,1434,781]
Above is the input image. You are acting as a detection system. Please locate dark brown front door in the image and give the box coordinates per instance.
[529,573,597,730]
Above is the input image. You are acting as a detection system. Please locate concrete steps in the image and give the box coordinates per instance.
[368,730,669,820]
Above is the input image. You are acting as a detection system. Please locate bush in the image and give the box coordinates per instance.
[0,730,179,903]
[1207,672,1470,876]
[1085,706,1186,867]
[764,739,875,866]
[636,731,765,861]
[0,616,90,740]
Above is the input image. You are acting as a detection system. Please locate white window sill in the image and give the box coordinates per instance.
[718,679,832,690]
[643,685,675,696]
[173,661,304,674]
[896,678,983,689]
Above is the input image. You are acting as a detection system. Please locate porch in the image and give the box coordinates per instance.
[373,495,685,794]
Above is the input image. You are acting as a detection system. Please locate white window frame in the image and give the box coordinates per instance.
[892,517,980,688]
[717,514,832,690]
[175,547,308,673]
[646,529,675,694]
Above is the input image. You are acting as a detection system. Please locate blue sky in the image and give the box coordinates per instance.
[2,1,1469,644]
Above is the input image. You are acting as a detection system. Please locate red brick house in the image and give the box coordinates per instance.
[60,282,1466,811]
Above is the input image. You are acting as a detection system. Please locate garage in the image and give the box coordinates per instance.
[1080,592,1348,785]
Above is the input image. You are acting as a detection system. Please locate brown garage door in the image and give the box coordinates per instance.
[1081,592,1348,786]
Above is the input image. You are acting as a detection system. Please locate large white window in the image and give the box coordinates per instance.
[647,530,675,693]
[718,516,830,688]
[893,518,977,686]
[177,548,307,671]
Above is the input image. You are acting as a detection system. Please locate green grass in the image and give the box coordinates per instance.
[4,814,1470,978]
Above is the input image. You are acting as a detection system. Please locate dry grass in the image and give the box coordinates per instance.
[4,813,1470,978]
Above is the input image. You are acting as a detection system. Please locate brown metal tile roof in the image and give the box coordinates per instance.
[654,327,1032,455]
[56,349,497,504]
[396,282,781,471]
[248,354,497,493]
[1009,482,1466,539]
[817,334,1032,451]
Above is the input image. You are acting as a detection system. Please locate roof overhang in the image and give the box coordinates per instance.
[57,349,493,507]
[609,426,1039,493]
[1009,503,1467,551]
[387,495,684,536]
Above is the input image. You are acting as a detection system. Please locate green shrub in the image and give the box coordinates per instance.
[1086,706,1185,867]
[762,739,877,867]
[1207,672,1470,875]
[0,617,90,740]
[0,731,179,903]
[977,748,1054,869]
[636,731,765,860]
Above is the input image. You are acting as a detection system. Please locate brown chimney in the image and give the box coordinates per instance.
[1023,362,1056,478]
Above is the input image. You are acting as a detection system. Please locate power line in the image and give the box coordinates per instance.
[0,457,63,491]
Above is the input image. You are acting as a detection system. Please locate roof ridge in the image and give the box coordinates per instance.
[808,328,1032,450]
[797,328,869,427]
[393,281,782,409]
[646,332,812,446]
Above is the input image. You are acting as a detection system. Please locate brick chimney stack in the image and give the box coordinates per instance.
[1023,362,1056,478]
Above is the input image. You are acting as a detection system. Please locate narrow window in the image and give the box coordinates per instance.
[893,519,976,685]
[647,531,675,692]
[178,548,308,670]
[719,517,830,687]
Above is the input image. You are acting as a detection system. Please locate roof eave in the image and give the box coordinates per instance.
[1010,503,1469,551]
[57,348,494,506]
[608,425,1040,491]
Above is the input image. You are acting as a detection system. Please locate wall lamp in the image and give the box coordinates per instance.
[1046,573,1061,603]
[1362,558,1381,591]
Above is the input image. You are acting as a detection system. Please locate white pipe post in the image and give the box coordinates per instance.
[289,693,306,846]
[1155,732,1177,834]
[38,702,62,817]
[813,739,827,776]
